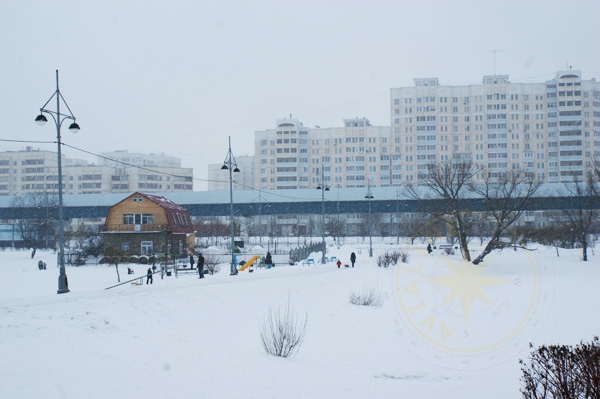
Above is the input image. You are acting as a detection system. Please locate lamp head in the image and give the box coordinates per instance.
[68,122,80,133]
[35,114,48,126]
[221,165,228,170]
[233,167,240,173]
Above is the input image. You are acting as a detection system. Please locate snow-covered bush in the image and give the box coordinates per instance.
[349,287,383,306]
[400,250,409,263]
[376,251,406,267]
[260,299,307,358]
[203,254,220,275]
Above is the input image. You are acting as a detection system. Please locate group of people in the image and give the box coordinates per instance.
[37,260,47,270]
[189,253,205,279]
[144,252,206,285]
[336,252,357,268]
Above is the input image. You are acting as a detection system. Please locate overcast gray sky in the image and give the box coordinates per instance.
[2,0,599,190]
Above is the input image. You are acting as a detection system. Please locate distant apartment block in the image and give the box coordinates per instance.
[390,69,600,184]
[207,154,254,191]
[254,117,391,190]
[0,148,193,196]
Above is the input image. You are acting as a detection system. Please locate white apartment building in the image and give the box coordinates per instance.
[391,69,600,184]
[254,117,391,190]
[99,150,182,169]
[207,154,255,191]
[0,147,193,196]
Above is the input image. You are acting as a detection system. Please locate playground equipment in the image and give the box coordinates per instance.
[238,255,260,272]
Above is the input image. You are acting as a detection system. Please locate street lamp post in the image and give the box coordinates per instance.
[221,136,240,276]
[365,180,374,257]
[35,70,80,294]
[316,168,329,264]
[336,185,341,247]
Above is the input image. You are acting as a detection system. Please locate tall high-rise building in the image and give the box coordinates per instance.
[254,117,391,190]
[390,70,600,184]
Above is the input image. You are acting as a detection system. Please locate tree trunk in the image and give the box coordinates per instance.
[455,214,471,262]
[472,227,503,265]
[459,234,471,262]
[472,237,500,265]
[582,238,588,262]
[115,263,120,282]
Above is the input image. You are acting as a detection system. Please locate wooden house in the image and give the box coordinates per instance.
[101,192,195,256]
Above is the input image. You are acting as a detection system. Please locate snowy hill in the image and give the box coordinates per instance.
[1,243,598,399]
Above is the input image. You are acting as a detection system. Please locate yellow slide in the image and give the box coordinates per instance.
[238,255,260,271]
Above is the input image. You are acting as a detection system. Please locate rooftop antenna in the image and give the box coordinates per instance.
[484,48,506,75]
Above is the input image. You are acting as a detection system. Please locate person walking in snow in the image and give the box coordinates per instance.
[197,253,205,279]
[189,254,194,269]
[427,244,432,254]
[265,252,273,269]
[350,252,356,268]
[38,260,44,270]
[336,259,342,268]
[146,268,153,284]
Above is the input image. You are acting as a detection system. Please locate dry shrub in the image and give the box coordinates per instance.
[349,287,383,306]
[260,299,308,358]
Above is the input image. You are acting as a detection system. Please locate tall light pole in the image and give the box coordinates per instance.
[316,168,329,264]
[35,70,80,294]
[336,185,341,247]
[221,136,240,276]
[365,180,374,257]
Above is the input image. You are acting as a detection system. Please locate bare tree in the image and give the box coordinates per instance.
[593,157,600,183]
[472,217,495,246]
[202,254,221,275]
[529,221,573,257]
[325,218,345,242]
[104,247,125,282]
[470,169,542,265]
[10,193,58,250]
[193,216,230,246]
[397,213,424,244]
[406,161,478,261]
[66,224,104,258]
[556,177,599,261]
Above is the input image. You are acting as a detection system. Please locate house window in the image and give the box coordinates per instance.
[141,241,153,255]
[121,242,130,253]
[142,214,153,224]
[123,213,153,225]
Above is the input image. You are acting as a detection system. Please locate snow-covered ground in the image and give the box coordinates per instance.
[1,242,598,399]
